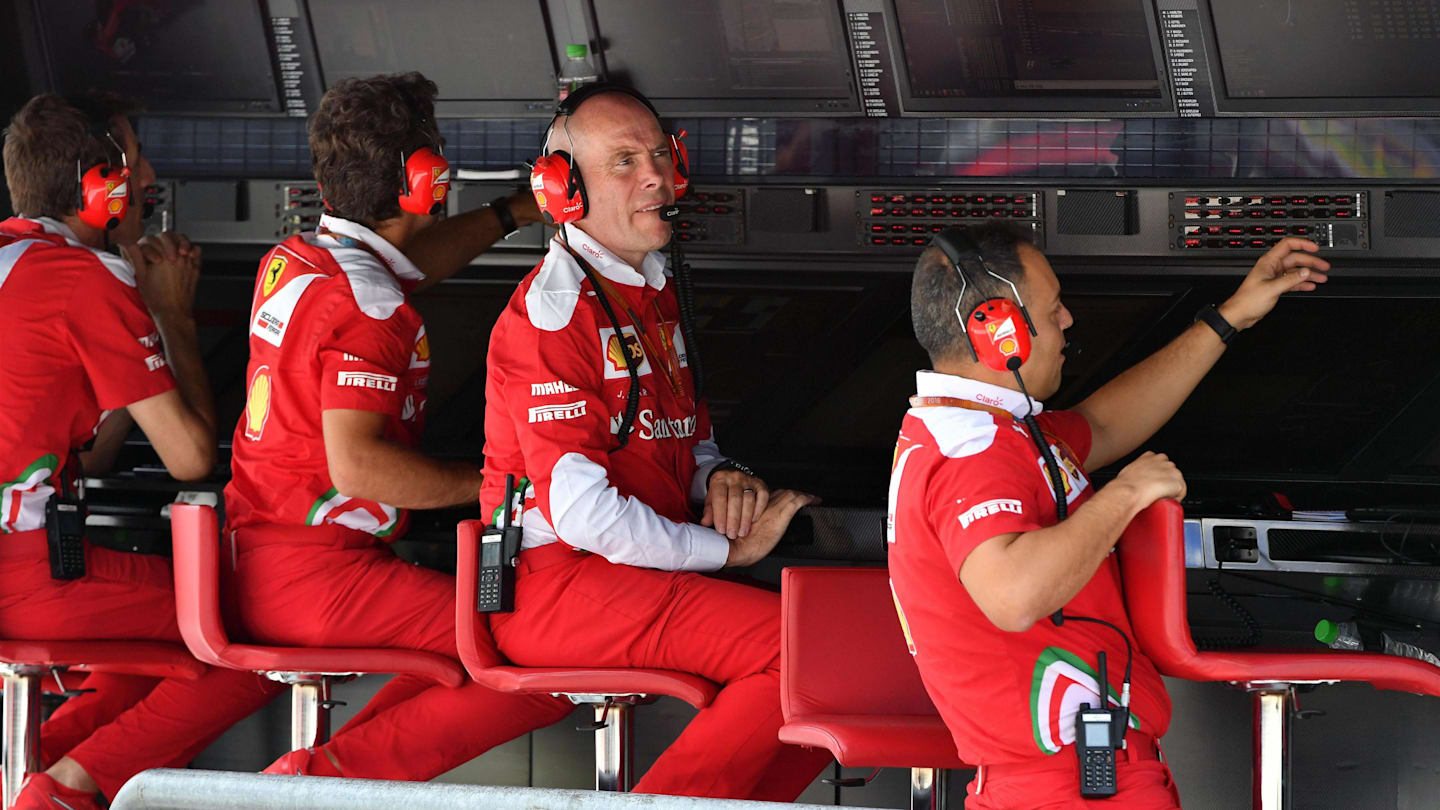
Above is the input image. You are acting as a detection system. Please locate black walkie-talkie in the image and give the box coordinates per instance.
[477,474,523,613]
[1076,650,1119,798]
[46,469,86,580]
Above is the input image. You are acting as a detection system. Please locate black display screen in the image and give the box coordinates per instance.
[1208,0,1440,114]
[1143,291,1440,483]
[306,0,556,115]
[591,0,859,115]
[888,0,1172,115]
[31,0,278,113]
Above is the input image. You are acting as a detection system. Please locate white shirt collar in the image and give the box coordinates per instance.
[559,223,668,291]
[316,214,425,282]
[27,216,85,247]
[914,369,1044,419]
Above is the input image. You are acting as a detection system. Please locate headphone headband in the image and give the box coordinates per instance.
[554,82,660,120]
[69,97,132,231]
[932,227,1037,371]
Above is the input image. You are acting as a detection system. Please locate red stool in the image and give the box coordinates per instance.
[169,504,465,752]
[778,566,970,810]
[0,639,204,807]
[1119,499,1440,810]
[455,521,719,791]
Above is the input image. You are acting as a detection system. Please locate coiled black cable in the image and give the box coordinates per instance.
[667,221,703,398]
[1193,565,1263,650]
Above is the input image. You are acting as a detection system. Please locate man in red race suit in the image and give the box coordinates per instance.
[479,85,832,799]
[224,72,572,780]
[887,221,1331,808]
[0,92,282,809]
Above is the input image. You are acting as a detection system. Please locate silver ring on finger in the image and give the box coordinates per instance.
[742,487,756,494]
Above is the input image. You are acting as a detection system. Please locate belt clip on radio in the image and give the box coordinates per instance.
[477,474,526,613]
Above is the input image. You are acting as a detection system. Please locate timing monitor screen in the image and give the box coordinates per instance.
[1208,0,1440,114]
[889,0,1172,115]
[306,0,556,114]
[30,0,278,113]
[590,0,859,115]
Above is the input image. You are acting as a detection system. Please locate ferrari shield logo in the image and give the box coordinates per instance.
[261,255,288,298]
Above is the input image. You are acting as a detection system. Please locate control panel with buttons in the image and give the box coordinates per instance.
[140,181,175,236]
[856,189,1043,250]
[672,186,746,246]
[1170,190,1369,252]
[277,182,325,238]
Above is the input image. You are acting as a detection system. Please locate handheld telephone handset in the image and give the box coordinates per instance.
[46,470,86,580]
[1076,650,1120,798]
[477,474,525,613]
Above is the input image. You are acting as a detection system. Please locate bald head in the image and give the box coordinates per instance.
[544,91,658,157]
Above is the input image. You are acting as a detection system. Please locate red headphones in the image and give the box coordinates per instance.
[932,228,1036,372]
[530,83,689,225]
[75,131,132,231]
[398,145,450,216]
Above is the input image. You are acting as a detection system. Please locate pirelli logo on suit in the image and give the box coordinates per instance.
[528,400,587,423]
[337,371,398,391]
[957,498,1024,529]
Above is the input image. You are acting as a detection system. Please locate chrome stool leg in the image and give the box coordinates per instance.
[1251,686,1292,810]
[594,700,634,792]
[911,767,948,810]
[289,679,333,751]
[2,667,42,808]
[265,673,336,752]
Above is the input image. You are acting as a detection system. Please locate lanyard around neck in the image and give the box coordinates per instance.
[909,394,1079,510]
[567,244,689,404]
[317,225,394,275]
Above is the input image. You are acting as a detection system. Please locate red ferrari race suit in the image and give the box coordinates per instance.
[480,223,831,799]
[888,370,1181,808]
[0,216,280,797]
[225,214,569,780]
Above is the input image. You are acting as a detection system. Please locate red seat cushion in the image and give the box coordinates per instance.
[1119,500,1440,697]
[453,520,718,709]
[170,504,465,688]
[781,566,970,769]
[0,640,205,680]
[780,714,970,770]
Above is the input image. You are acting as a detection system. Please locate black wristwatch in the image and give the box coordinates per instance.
[707,459,758,486]
[488,194,519,236]
[1195,304,1237,344]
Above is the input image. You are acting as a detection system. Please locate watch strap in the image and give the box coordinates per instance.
[1195,304,1237,344]
[489,194,518,236]
[707,459,757,486]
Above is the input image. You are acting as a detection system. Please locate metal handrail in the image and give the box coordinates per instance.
[111,769,846,810]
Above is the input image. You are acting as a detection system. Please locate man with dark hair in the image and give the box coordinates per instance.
[225,72,572,781]
[887,221,1331,808]
[0,92,281,809]
[479,85,831,799]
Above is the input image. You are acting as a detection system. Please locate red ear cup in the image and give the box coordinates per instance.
[398,146,450,216]
[670,129,690,199]
[965,297,1032,372]
[77,164,131,230]
[530,150,587,225]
